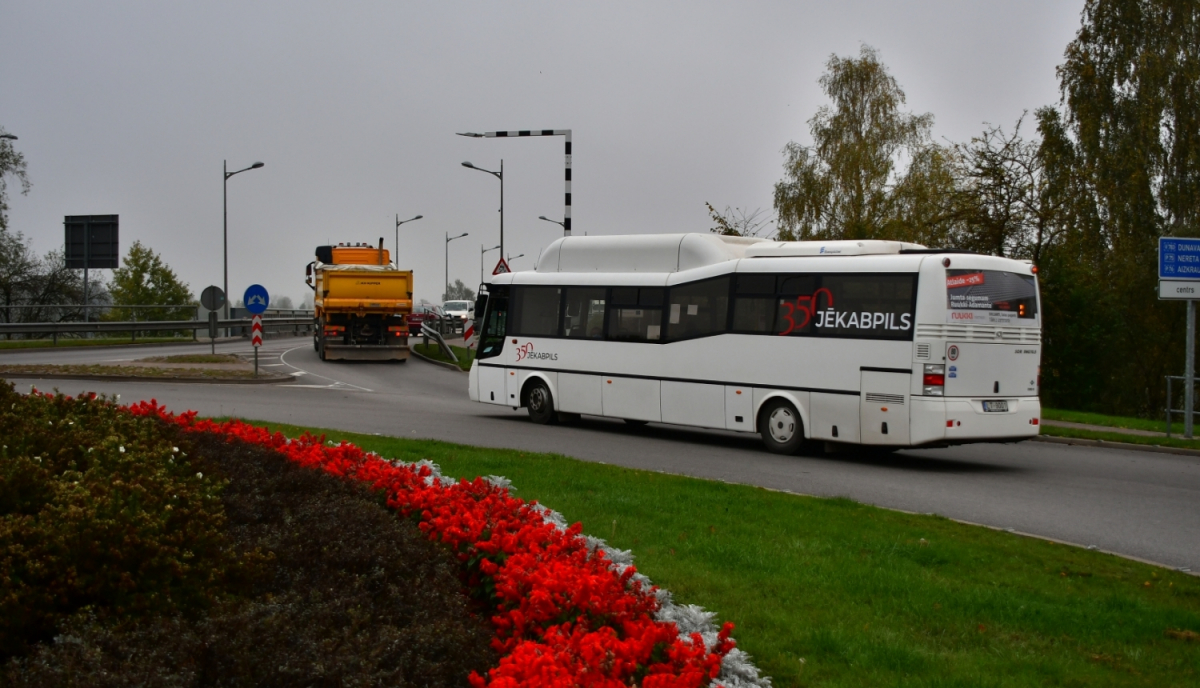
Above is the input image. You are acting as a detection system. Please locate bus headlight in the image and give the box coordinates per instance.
[923,364,945,396]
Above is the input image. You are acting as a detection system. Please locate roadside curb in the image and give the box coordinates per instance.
[409,348,468,373]
[0,372,293,385]
[1032,434,1200,458]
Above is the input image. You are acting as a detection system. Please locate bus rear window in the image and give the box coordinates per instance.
[946,270,1037,321]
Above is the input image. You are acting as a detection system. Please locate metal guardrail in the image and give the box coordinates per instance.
[1165,375,1200,438]
[421,323,458,363]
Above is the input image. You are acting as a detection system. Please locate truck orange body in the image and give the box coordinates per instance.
[305,240,413,362]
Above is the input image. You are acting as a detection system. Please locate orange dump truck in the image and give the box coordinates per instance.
[305,239,413,361]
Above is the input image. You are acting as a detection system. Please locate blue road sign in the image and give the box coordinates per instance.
[1160,237,1200,280]
[243,284,270,315]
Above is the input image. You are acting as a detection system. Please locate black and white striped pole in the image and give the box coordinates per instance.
[457,130,572,238]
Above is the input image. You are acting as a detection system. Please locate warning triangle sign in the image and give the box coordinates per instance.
[492,258,511,275]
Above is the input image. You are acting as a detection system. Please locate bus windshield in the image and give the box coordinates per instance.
[946,269,1038,324]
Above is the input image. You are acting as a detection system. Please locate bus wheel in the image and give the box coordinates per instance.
[759,399,805,455]
[526,380,558,425]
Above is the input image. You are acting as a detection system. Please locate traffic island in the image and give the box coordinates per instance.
[0,354,291,384]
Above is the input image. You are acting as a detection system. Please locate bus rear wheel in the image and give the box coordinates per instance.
[759,399,805,455]
[525,380,558,425]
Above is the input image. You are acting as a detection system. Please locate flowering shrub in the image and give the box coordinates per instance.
[0,383,234,659]
[126,399,760,688]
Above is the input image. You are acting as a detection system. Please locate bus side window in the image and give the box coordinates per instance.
[562,287,607,339]
[666,277,730,341]
[510,286,561,337]
[608,287,664,341]
[732,274,776,333]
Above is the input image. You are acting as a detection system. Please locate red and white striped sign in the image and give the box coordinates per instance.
[463,319,475,349]
[250,314,263,347]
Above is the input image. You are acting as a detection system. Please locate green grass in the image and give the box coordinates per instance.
[139,354,242,364]
[1040,407,1200,450]
[0,363,275,380]
[1041,408,1170,434]
[413,342,474,371]
[234,419,1200,687]
[0,336,191,350]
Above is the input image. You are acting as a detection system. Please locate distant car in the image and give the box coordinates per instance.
[442,300,473,332]
[407,303,448,336]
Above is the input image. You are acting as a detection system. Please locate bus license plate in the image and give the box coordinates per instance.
[983,400,1009,413]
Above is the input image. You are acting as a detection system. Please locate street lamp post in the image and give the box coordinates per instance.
[394,214,423,267]
[538,215,567,232]
[481,243,501,283]
[445,232,469,302]
[461,160,503,257]
[507,253,525,266]
[0,134,16,140]
[224,160,264,336]
[457,129,571,236]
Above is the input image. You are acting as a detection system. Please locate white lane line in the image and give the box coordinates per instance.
[278,345,373,392]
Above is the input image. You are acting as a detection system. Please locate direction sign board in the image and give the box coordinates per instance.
[243,284,270,315]
[492,258,511,276]
[64,215,119,269]
[1160,280,1200,300]
[1159,237,1200,280]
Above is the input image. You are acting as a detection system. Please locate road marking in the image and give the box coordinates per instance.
[278,345,373,392]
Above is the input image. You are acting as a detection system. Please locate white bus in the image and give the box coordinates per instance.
[468,234,1041,454]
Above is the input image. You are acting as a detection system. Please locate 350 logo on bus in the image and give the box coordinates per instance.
[778,289,913,334]
[515,341,558,362]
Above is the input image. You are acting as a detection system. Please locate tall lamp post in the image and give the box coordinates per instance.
[445,232,469,302]
[0,134,16,140]
[538,215,566,232]
[394,214,423,267]
[507,253,525,266]
[461,160,503,257]
[224,160,264,333]
[481,243,501,284]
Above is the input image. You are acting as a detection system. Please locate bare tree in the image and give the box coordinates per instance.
[705,202,778,238]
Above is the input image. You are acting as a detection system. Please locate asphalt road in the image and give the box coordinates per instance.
[4,336,1200,572]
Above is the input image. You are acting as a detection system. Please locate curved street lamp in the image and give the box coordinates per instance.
[224,160,264,332]
[461,160,503,256]
[394,214,423,267]
[446,232,469,302]
[481,243,501,283]
[538,215,566,231]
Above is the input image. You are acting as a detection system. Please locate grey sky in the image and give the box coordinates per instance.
[2,1,1082,307]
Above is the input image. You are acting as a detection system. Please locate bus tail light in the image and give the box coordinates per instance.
[388,325,407,337]
[323,324,345,336]
[923,364,945,396]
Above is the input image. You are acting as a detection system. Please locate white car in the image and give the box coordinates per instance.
[442,300,473,332]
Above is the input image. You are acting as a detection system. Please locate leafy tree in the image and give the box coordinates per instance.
[108,241,192,321]
[274,295,295,310]
[444,279,475,301]
[773,45,939,241]
[0,127,30,234]
[1034,0,1200,415]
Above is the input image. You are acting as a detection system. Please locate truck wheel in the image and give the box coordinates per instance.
[525,380,558,425]
[758,398,805,455]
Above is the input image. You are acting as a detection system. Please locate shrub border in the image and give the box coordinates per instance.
[124,398,771,688]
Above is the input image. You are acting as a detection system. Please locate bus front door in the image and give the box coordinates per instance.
[473,287,510,405]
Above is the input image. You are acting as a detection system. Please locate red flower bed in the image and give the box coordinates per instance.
[126,400,737,687]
